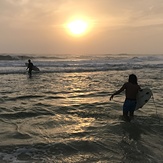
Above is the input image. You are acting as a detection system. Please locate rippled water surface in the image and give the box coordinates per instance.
[0,54,163,162]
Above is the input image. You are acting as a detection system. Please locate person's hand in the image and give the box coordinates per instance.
[110,94,114,101]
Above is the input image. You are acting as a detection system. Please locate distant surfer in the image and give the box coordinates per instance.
[26,59,33,77]
[110,74,141,122]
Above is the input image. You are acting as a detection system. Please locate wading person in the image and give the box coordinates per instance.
[110,74,141,122]
[26,59,33,77]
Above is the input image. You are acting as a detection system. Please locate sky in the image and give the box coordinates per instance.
[0,0,163,55]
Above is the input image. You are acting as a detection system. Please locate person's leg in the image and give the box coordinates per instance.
[29,69,32,77]
[123,111,130,122]
[123,99,135,122]
[129,101,136,120]
[129,111,134,120]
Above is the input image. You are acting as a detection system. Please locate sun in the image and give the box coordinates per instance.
[67,19,88,36]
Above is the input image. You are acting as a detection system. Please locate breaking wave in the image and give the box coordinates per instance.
[0,54,163,74]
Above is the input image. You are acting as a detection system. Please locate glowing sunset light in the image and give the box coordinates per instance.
[1,1,163,54]
[67,19,88,36]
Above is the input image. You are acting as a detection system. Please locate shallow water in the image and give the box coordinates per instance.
[0,54,163,163]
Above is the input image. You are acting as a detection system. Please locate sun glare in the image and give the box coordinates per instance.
[67,19,88,36]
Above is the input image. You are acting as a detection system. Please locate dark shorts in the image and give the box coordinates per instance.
[123,99,137,112]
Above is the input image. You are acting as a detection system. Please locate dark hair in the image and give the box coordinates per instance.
[128,74,138,84]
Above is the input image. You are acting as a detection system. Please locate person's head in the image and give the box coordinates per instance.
[28,59,31,63]
[128,74,138,84]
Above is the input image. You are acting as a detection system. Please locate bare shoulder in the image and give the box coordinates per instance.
[126,82,139,88]
[121,82,129,89]
[124,82,129,87]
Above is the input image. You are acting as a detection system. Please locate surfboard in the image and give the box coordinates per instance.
[25,63,40,71]
[135,88,152,110]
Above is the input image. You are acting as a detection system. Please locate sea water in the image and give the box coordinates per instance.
[0,54,162,163]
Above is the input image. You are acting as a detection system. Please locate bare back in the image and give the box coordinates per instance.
[124,82,140,99]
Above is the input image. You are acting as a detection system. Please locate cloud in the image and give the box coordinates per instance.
[0,0,67,28]
[0,0,163,54]
[1,0,163,29]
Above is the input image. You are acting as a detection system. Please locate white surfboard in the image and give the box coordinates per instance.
[135,88,152,110]
[25,63,40,71]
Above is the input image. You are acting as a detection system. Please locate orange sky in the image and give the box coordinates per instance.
[0,0,163,55]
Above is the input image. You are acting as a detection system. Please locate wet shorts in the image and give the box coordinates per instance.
[123,99,137,112]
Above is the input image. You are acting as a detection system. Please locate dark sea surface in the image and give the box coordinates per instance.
[0,54,162,163]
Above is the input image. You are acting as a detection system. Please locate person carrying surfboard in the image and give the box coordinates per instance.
[26,59,33,77]
[110,74,141,122]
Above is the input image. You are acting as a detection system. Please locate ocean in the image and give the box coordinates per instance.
[0,53,162,163]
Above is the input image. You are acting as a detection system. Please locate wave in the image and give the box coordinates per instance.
[0,54,64,61]
[0,64,162,75]
[0,54,162,74]
[0,54,33,60]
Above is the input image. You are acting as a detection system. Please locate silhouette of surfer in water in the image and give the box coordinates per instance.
[110,74,141,122]
[26,59,33,77]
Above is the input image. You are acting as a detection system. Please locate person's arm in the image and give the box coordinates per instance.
[110,83,126,101]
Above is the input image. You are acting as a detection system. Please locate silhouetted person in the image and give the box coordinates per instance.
[110,74,141,122]
[26,59,33,77]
